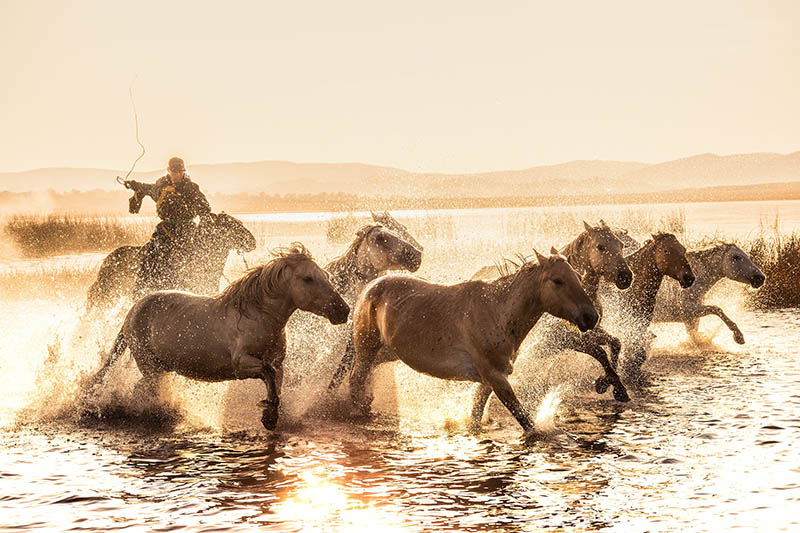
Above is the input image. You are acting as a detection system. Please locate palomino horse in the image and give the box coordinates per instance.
[472,221,632,403]
[612,232,695,375]
[86,245,349,430]
[652,243,765,344]
[85,213,256,309]
[346,249,599,435]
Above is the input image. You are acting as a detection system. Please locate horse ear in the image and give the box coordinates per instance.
[550,246,559,256]
[533,248,547,265]
[599,219,609,228]
[583,220,593,232]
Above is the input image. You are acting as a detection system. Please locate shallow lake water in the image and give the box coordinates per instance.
[1,202,799,531]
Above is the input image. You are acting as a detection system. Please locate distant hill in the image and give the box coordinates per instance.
[1,151,799,197]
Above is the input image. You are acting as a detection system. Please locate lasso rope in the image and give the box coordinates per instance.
[116,77,145,187]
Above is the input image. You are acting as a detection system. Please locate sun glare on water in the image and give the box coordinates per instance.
[273,468,409,531]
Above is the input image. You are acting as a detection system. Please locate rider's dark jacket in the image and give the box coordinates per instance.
[128,175,211,221]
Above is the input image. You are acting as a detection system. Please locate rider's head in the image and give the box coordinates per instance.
[167,157,186,183]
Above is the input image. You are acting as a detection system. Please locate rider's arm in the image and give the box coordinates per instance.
[186,181,212,217]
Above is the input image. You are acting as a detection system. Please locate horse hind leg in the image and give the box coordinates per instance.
[349,326,383,418]
[469,384,493,434]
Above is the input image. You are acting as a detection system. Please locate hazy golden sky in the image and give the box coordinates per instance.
[1,0,798,174]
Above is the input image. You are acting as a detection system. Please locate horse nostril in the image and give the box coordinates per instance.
[752,274,766,288]
[617,271,632,288]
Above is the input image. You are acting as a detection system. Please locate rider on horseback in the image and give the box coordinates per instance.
[124,156,212,296]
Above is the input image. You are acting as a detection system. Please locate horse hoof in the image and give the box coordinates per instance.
[613,386,631,403]
[734,332,745,344]
[259,400,279,430]
[595,377,611,395]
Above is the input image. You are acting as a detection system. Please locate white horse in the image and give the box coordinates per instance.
[652,243,765,344]
[86,245,349,430]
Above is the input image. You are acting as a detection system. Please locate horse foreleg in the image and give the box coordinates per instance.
[475,363,533,434]
[694,305,745,344]
[232,350,280,430]
[259,363,280,430]
[580,342,630,403]
[469,384,493,434]
[684,317,702,344]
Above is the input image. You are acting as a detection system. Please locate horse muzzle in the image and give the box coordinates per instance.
[679,272,695,288]
[615,269,633,290]
[750,273,766,288]
[326,300,351,325]
[404,248,423,273]
[576,308,599,332]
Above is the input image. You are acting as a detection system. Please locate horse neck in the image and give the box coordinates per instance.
[326,241,375,296]
[685,247,725,299]
[218,290,297,329]
[562,232,592,277]
[625,243,664,318]
[491,267,546,348]
[563,233,602,305]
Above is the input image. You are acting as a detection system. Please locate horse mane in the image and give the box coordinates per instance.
[326,224,380,289]
[218,243,312,315]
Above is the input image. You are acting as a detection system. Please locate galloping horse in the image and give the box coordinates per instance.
[612,232,695,375]
[652,243,765,344]
[346,249,599,435]
[472,221,632,403]
[86,245,349,430]
[323,222,422,389]
[85,213,256,309]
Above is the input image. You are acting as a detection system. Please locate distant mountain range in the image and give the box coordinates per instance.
[2,151,800,197]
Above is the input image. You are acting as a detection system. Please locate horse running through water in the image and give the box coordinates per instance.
[652,243,765,344]
[610,232,695,375]
[86,245,349,430]
[345,249,599,436]
[471,221,632,403]
[324,222,423,389]
[85,213,256,309]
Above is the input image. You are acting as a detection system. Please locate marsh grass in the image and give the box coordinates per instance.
[742,232,800,308]
[3,214,154,257]
[2,206,798,309]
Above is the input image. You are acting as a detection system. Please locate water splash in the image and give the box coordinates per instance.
[534,386,563,434]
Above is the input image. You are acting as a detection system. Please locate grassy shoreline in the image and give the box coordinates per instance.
[1,208,797,309]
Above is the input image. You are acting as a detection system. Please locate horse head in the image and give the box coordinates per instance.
[356,224,422,276]
[720,243,765,288]
[370,210,424,252]
[278,244,350,324]
[534,247,599,332]
[580,220,633,289]
[651,233,695,288]
[199,212,256,253]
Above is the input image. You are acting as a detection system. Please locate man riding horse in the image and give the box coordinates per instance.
[123,156,212,296]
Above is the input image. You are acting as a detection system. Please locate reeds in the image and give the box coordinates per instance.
[742,232,800,309]
[3,214,153,257]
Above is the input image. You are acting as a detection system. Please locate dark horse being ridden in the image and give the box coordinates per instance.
[85,213,256,310]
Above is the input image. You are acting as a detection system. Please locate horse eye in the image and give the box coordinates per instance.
[553,278,564,286]
[303,276,314,283]
[376,235,387,245]
[733,255,741,261]
[597,244,606,252]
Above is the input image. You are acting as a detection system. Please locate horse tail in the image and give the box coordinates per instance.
[327,333,355,391]
[110,328,128,360]
[84,328,127,393]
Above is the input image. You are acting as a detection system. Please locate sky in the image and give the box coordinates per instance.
[1,0,798,174]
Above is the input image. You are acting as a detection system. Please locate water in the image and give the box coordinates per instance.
[2,203,800,531]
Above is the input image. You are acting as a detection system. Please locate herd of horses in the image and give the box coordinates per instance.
[83,211,765,437]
